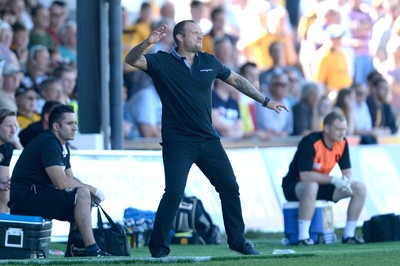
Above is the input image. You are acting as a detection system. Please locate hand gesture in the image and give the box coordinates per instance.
[146,24,169,45]
[0,176,11,191]
[266,101,289,113]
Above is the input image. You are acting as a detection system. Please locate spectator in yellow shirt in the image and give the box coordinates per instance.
[312,24,352,92]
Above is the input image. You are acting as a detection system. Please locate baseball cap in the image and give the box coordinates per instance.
[2,63,22,76]
[325,24,345,39]
[15,85,35,97]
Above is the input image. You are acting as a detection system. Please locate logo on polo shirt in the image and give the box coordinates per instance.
[200,69,213,72]
[0,153,3,163]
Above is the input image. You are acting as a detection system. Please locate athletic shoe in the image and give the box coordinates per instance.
[151,248,169,258]
[342,236,365,244]
[88,249,112,257]
[231,241,261,255]
[298,238,315,246]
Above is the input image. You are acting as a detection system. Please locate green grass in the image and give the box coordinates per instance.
[1,231,400,265]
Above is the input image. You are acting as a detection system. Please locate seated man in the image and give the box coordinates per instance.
[0,108,18,213]
[282,111,366,245]
[8,104,110,257]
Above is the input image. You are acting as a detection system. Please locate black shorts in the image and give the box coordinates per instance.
[282,179,336,202]
[9,186,77,223]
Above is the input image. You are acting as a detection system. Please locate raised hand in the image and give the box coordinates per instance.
[146,24,169,45]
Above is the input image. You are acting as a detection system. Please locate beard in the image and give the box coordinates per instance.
[193,42,202,52]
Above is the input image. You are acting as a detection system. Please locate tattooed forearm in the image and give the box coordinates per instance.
[125,40,150,67]
[228,72,265,103]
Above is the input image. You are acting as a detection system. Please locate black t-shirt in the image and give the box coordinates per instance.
[10,130,71,199]
[144,50,231,143]
[0,142,13,166]
[18,121,44,147]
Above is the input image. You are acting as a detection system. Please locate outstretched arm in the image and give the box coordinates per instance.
[225,71,289,113]
[125,24,169,71]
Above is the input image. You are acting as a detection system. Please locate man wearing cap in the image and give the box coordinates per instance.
[0,63,23,112]
[311,24,352,92]
[15,85,41,129]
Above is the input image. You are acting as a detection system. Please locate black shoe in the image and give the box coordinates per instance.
[151,248,168,258]
[298,238,314,246]
[342,236,365,244]
[231,241,261,255]
[87,249,112,257]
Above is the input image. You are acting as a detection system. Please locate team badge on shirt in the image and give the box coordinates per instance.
[0,153,3,163]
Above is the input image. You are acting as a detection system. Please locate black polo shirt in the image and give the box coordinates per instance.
[144,49,231,143]
[10,130,71,199]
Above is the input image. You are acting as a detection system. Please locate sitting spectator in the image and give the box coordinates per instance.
[15,86,40,129]
[36,76,63,114]
[124,83,162,138]
[47,0,69,45]
[202,6,238,56]
[347,0,374,85]
[19,100,60,147]
[238,62,261,138]
[292,81,323,136]
[211,80,243,138]
[311,24,352,93]
[333,88,356,135]
[11,22,29,70]
[0,108,18,213]
[53,64,78,113]
[256,70,293,136]
[28,4,55,50]
[366,76,398,135]
[8,0,34,31]
[259,41,286,92]
[0,63,23,112]
[317,94,333,129]
[0,20,19,66]
[8,104,111,257]
[58,21,77,65]
[282,111,366,245]
[350,83,377,144]
[23,44,50,91]
[284,66,303,107]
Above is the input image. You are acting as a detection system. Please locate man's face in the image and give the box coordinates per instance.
[0,115,17,144]
[181,22,203,53]
[16,89,37,113]
[43,82,63,102]
[325,119,347,142]
[57,112,77,142]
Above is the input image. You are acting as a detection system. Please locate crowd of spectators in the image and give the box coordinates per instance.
[1,0,400,146]
[122,0,400,141]
[0,0,77,148]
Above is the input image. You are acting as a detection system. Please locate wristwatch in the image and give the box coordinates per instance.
[262,97,270,107]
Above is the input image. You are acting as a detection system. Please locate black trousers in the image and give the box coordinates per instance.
[148,138,246,255]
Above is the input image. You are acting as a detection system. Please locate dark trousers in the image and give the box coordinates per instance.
[148,139,246,255]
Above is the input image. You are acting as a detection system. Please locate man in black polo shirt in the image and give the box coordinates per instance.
[8,105,110,257]
[125,20,289,258]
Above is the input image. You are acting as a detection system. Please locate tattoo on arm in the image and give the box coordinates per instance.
[228,73,265,103]
[125,41,149,69]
